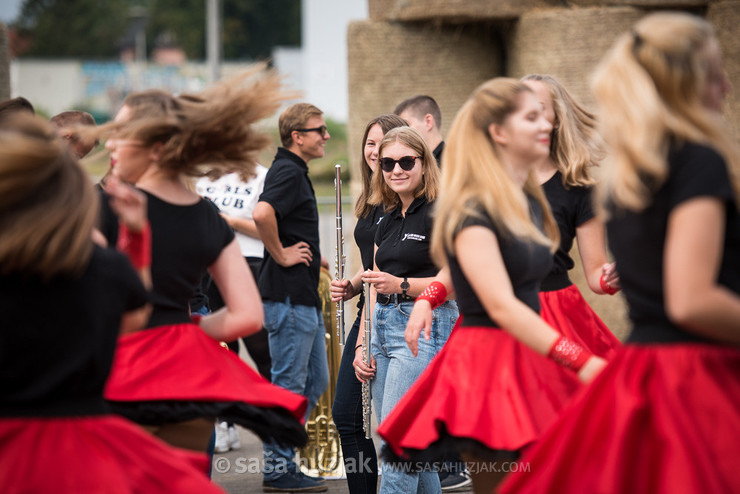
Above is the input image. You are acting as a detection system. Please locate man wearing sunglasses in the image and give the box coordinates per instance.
[394,94,445,166]
[253,102,331,493]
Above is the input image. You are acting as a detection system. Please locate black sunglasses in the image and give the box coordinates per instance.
[295,125,328,136]
[379,156,419,172]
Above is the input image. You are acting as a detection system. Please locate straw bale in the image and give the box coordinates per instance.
[369,0,559,22]
[708,1,740,142]
[509,7,644,110]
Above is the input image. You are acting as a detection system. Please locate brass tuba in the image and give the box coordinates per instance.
[298,267,344,477]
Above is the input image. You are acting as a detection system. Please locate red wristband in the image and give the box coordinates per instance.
[417,281,448,309]
[548,336,591,372]
[190,314,202,325]
[599,274,619,295]
[117,221,152,270]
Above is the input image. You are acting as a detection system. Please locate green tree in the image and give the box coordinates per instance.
[16,0,131,58]
[15,0,301,60]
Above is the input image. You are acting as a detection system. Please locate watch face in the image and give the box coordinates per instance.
[401,279,410,290]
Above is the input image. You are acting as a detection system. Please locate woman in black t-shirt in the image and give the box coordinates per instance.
[522,74,621,358]
[98,71,309,456]
[329,114,406,494]
[0,115,222,493]
[377,79,607,494]
[502,12,740,494]
[359,126,459,493]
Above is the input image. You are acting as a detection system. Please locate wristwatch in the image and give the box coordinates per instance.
[400,277,410,297]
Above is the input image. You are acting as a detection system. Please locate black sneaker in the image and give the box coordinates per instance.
[262,472,328,492]
[440,470,472,492]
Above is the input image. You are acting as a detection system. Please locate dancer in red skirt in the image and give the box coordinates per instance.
[500,12,740,494]
[97,68,309,455]
[0,115,223,493]
[377,78,608,493]
[522,74,621,359]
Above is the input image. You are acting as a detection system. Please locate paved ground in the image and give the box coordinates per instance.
[212,426,351,494]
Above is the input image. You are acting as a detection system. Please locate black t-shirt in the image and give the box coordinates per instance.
[355,205,386,271]
[540,171,595,291]
[0,246,148,417]
[374,197,437,278]
[143,191,234,327]
[607,141,740,344]
[96,183,119,248]
[257,148,321,307]
[448,199,553,327]
[433,141,444,166]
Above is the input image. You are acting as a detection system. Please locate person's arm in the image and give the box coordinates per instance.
[405,266,454,356]
[353,246,380,383]
[253,201,312,267]
[360,270,435,297]
[664,197,740,343]
[576,217,619,294]
[330,268,363,302]
[198,239,263,341]
[221,213,260,239]
[457,226,605,382]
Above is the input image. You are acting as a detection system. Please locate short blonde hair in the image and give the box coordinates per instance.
[278,102,323,147]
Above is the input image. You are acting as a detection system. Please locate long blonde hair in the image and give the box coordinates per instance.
[592,12,739,212]
[368,126,440,212]
[430,78,559,266]
[0,115,98,279]
[522,74,603,187]
[355,114,407,218]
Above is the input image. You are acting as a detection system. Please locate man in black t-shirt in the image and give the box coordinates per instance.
[253,103,330,493]
[394,94,445,165]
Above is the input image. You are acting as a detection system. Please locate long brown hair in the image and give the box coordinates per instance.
[98,64,294,181]
[522,74,603,187]
[354,114,407,218]
[0,115,98,279]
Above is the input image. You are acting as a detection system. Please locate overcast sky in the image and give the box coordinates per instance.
[0,0,22,23]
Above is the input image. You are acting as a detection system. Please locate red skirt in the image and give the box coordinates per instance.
[0,415,222,493]
[499,344,740,494]
[105,323,308,446]
[377,322,582,460]
[539,284,621,359]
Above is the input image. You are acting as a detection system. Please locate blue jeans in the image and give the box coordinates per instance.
[262,298,330,480]
[332,312,378,494]
[372,300,458,494]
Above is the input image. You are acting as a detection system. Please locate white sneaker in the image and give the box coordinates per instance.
[227,425,241,451]
[214,421,230,453]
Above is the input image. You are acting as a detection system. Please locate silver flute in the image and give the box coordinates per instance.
[362,281,372,439]
[334,164,346,342]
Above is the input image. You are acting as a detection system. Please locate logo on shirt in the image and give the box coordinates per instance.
[402,233,426,242]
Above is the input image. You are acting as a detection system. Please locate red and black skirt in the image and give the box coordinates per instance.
[539,284,621,359]
[377,320,582,462]
[0,414,223,493]
[105,323,308,447]
[499,343,740,494]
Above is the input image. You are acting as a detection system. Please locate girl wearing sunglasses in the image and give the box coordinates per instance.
[376,79,607,493]
[330,113,406,494]
[359,126,458,493]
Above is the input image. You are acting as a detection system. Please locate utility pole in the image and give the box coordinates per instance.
[206,0,221,83]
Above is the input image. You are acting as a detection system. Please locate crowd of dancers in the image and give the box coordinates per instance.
[0,11,737,494]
